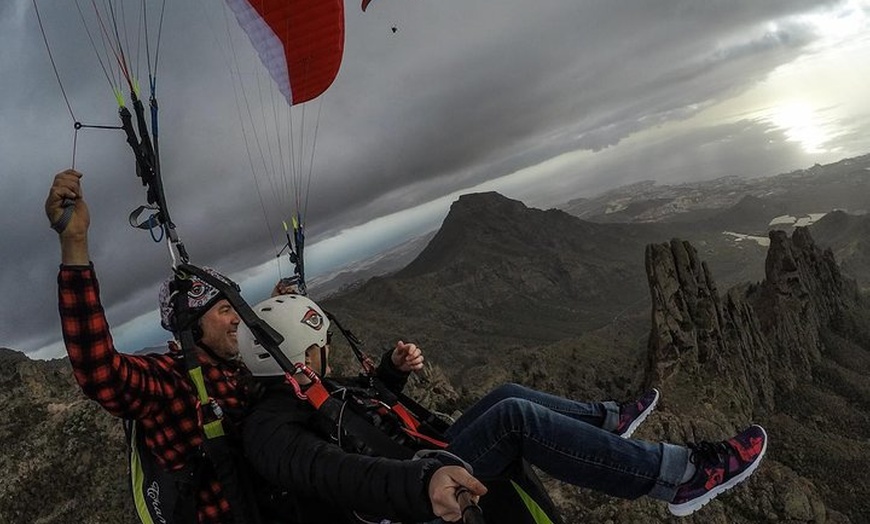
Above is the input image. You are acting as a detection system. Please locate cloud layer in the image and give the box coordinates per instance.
[3,0,870,357]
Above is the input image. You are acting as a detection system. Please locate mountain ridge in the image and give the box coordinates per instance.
[2,177,869,521]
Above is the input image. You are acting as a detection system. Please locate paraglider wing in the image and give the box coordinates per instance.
[225,0,345,105]
[361,0,374,12]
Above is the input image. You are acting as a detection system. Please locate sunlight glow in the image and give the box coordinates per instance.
[765,102,833,154]
[799,0,869,44]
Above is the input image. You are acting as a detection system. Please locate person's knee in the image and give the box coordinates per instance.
[491,397,537,423]
[492,382,526,399]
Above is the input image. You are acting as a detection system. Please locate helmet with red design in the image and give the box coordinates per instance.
[237,294,330,377]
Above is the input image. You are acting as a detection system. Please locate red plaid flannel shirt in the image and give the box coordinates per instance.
[58,264,247,524]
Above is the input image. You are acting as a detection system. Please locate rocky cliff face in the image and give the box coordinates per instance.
[640,227,869,523]
[645,227,862,413]
[753,228,858,389]
[643,238,775,422]
[0,349,130,523]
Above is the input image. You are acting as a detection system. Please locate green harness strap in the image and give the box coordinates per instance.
[188,366,225,439]
[129,423,156,524]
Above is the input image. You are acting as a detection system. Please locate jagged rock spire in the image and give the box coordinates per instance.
[643,227,858,422]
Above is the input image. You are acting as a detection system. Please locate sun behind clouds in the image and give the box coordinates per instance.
[766,101,834,154]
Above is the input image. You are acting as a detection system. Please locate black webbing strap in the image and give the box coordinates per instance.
[177,264,291,371]
[370,379,452,439]
[326,310,451,439]
[396,391,452,435]
[171,270,264,524]
[119,94,189,262]
[119,104,157,206]
[309,379,416,460]
[324,311,377,375]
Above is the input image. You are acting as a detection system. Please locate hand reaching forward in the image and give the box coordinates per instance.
[391,340,425,373]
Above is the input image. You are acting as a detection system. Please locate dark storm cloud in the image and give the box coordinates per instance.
[304,0,829,212]
[1,0,862,356]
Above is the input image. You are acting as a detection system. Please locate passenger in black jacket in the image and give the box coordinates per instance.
[241,293,769,521]
[239,294,486,524]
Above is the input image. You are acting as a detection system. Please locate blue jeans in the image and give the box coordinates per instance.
[445,383,687,501]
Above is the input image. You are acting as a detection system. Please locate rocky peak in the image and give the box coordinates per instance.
[401,191,590,277]
[749,227,859,389]
[347,192,670,367]
[644,227,859,421]
[643,239,773,421]
[0,348,76,402]
[0,347,29,384]
[761,228,853,318]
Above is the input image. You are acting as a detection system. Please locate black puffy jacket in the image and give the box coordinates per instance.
[242,354,443,524]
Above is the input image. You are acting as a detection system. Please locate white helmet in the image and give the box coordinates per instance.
[238,294,331,377]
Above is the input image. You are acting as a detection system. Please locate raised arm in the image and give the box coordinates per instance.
[47,170,178,418]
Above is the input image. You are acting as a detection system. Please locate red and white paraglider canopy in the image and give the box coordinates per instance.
[225,0,345,105]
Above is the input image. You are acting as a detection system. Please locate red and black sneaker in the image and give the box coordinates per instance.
[668,424,768,517]
[615,388,660,438]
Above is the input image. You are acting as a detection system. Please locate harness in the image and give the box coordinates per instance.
[126,415,203,524]
[128,264,294,524]
[173,272,263,524]
[283,316,565,524]
[284,312,453,459]
[125,347,259,524]
[286,365,446,460]
[325,313,452,444]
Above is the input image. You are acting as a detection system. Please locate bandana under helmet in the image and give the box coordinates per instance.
[158,267,238,333]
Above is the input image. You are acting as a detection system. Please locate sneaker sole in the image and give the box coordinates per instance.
[619,388,660,439]
[667,425,768,517]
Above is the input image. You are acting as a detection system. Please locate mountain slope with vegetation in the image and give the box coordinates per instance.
[2,186,869,522]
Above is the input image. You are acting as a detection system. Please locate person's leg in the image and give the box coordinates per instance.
[447,397,688,501]
[446,383,620,438]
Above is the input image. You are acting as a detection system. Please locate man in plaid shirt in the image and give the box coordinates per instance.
[46,169,253,523]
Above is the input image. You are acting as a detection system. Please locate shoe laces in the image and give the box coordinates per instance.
[687,440,732,466]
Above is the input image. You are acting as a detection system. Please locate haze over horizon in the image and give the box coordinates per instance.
[3,1,870,358]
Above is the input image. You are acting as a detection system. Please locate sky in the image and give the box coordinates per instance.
[2,0,870,359]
